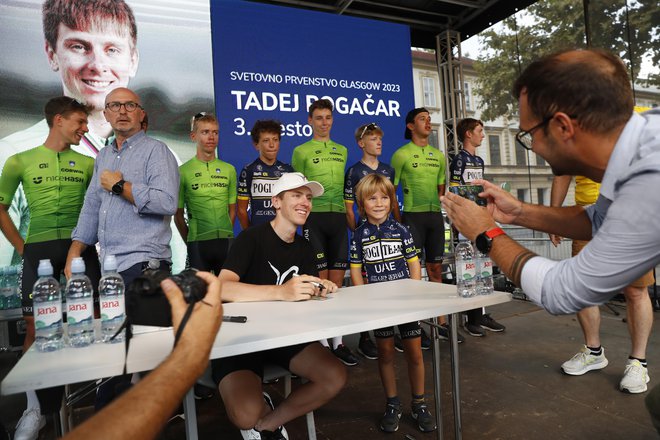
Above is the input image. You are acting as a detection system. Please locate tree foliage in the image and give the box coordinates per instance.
[473,0,659,122]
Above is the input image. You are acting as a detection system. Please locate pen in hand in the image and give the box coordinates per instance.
[222,315,247,323]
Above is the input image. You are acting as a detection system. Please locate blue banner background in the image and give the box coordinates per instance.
[210,0,415,174]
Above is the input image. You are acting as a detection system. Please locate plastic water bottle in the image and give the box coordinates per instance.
[66,257,95,347]
[32,260,64,352]
[0,267,8,310]
[476,250,494,295]
[9,265,22,309]
[455,241,476,298]
[99,255,125,343]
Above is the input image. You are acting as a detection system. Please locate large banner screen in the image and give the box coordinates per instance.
[211,1,415,168]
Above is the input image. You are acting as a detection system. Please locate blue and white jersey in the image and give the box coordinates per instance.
[449,149,484,185]
[350,217,418,283]
[343,160,395,202]
[238,158,294,225]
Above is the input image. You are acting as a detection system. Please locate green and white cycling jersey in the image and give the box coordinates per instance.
[0,145,94,243]
[291,139,347,213]
[391,142,446,213]
[178,157,237,241]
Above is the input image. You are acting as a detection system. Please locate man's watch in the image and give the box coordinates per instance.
[111,179,125,195]
[475,227,506,254]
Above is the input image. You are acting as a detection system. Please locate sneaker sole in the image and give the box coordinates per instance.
[412,414,437,432]
[336,357,358,366]
[561,358,609,376]
[394,345,404,353]
[357,347,378,360]
[620,374,650,394]
[464,327,485,337]
[480,325,505,332]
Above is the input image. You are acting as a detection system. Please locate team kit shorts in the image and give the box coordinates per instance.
[303,212,348,271]
[401,212,445,263]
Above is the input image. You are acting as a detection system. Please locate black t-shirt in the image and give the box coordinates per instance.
[223,221,318,287]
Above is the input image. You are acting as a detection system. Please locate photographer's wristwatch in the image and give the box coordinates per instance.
[111,179,125,195]
[475,227,506,255]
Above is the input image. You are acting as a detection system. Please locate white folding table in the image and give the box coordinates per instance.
[2,279,511,440]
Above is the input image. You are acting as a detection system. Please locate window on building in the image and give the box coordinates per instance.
[517,188,530,203]
[422,77,437,108]
[537,188,549,205]
[536,154,546,166]
[515,144,527,166]
[464,82,472,111]
[488,135,501,165]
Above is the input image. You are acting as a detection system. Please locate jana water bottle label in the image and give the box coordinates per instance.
[67,300,93,324]
[34,302,62,329]
[480,260,493,277]
[101,297,125,321]
[458,261,476,280]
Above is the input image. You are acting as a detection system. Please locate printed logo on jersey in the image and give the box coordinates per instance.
[39,163,48,169]
[251,179,274,198]
[192,184,199,190]
[195,172,202,177]
[216,168,221,173]
[241,170,247,179]
[362,240,403,262]
[69,160,75,167]
[33,177,42,184]
[256,164,263,171]
[313,158,320,164]
[315,150,321,154]
[268,261,299,285]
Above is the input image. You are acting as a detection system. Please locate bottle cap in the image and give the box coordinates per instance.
[103,255,118,272]
[37,259,54,277]
[71,257,86,274]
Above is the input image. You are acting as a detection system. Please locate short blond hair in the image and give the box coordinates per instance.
[354,174,397,219]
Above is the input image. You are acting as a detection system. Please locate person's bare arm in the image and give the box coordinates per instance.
[228,203,237,227]
[218,269,334,302]
[407,258,422,281]
[174,208,188,242]
[350,266,364,286]
[237,199,250,230]
[0,204,24,256]
[549,175,573,246]
[62,272,223,440]
[65,240,89,279]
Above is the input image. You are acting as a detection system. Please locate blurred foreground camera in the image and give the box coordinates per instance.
[126,269,207,327]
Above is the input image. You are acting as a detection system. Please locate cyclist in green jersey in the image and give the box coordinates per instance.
[0,97,101,428]
[292,98,358,367]
[175,113,236,274]
[392,108,461,343]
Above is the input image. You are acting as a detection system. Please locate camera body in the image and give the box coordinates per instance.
[126,269,207,327]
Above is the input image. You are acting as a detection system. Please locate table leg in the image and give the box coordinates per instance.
[183,388,198,440]
[431,317,444,440]
[449,313,462,440]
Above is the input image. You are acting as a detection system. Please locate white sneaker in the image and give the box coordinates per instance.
[239,392,289,439]
[619,359,650,394]
[14,408,45,440]
[561,345,609,375]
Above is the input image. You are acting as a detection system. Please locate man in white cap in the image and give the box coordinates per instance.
[215,172,347,440]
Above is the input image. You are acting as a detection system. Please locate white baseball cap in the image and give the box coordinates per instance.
[272,172,324,198]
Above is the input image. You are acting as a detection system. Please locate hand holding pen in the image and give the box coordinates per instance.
[282,274,336,301]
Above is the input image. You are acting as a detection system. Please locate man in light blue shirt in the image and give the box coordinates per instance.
[443,49,659,397]
[67,87,178,283]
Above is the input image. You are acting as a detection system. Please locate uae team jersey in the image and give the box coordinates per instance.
[0,145,94,243]
[178,157,236,241]
[350,217,418,283]
[237,158,293,225]
[343,160,395,202]
[291,139,347,213]
[449,149,484,185]
[391,142,446,212]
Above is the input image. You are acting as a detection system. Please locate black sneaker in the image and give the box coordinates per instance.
[463,322,486,337]
[394,334,404,352]
[420,327,432,350]
[358,336,378,359]
[411,402,437,432]
[255,427,288,440]
[194,383,215,400]
[437,324,465,343]
[333,344,359,366]
[379,403,402,432]
[479,314,506,332]
[240,394,289,440]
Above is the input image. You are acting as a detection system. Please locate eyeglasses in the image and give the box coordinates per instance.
[190,112,209,130]
[515,114,578,150]
[105,101,142,113]
[359,122,379,139]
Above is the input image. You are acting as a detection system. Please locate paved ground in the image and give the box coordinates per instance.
[1,297,658,439]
